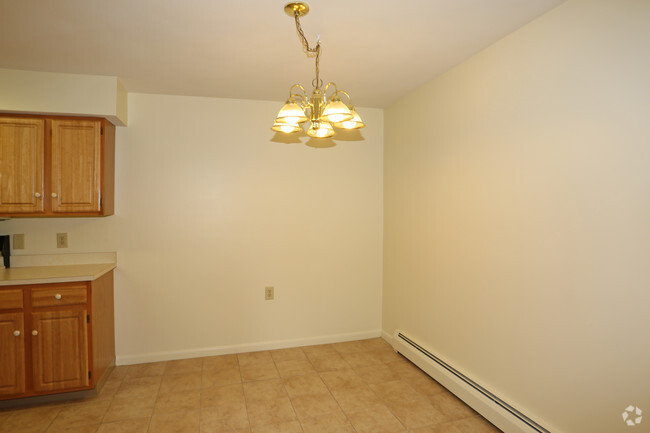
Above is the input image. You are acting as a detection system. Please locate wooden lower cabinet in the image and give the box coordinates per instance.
[31,310,89,393]
[0,271,114,400]
[0,312,26,396]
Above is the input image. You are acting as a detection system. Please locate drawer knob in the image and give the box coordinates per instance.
[32,330,38,336]
[13,330,20,337]
[55,294,62,300]
[51,192,58,198]
[35,192,41,198]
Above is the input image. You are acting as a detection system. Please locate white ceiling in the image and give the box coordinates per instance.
[0,0,564,108]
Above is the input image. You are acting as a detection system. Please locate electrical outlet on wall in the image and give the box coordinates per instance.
[13,234,25,250]
[56,233,68,248]
[265,286,274,300]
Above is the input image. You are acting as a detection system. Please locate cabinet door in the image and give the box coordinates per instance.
[0,117,45,213]
[31,310,89,392]
[0,313,26,395]
[51,119,102,213]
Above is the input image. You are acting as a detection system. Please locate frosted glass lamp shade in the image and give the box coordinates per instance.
[322,98,353,123]
[306,121,335,138]
[275,98,308,124]
[271,121,302,133]
[333,107,365,129]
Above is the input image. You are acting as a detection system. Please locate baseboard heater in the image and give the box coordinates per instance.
[392,330,551,433]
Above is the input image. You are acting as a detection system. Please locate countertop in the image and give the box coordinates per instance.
[0,263,116,286]
[0,253,117,286]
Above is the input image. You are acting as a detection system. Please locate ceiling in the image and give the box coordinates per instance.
[0,0,564,108]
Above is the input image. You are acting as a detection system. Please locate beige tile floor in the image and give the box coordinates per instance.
[0,338,502,433]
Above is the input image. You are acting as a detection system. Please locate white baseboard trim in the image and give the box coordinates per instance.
[381,329,395,346]
[116,329,382,365]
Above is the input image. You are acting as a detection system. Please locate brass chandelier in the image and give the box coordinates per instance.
[272,1,365,138]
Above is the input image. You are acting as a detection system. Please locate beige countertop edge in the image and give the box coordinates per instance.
[0,263,116,286]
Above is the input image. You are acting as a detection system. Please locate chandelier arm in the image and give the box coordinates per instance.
[323,82,340,98]
[337,90,352,106]
[289,84,308,100]
[293,12,321,89]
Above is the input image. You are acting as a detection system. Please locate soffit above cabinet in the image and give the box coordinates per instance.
[0,69,127,126]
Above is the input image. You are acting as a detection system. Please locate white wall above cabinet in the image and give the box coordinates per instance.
[0,69,127,126]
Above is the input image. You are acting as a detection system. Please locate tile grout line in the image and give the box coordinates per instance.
[145,374,162,433]
[270,349,302,433]
[236,354,254,433]
[322,344,362,433]
[290,347,313,433]
[374,359,417,432]
[39,403,65,433]
[197,359,204,433]
[94,390,114,431]
[332,342,414,433]
[97,367,125,427]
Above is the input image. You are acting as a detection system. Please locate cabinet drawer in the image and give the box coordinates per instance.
[0,289,23,310]
[31,285,87,308]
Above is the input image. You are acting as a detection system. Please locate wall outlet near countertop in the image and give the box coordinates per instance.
[265,286,274,300]
[56,233,68,248]
[13,234,25,250]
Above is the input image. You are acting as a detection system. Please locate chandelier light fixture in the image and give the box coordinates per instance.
[272,1,365,139]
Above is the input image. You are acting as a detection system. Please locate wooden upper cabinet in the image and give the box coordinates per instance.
[0,117,45,214]
[51,119,102,213]
[0,114,114,217]
[0,313,26,396]
[31,310,89,392]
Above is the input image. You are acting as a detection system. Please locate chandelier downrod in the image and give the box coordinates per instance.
[291,8,321,89]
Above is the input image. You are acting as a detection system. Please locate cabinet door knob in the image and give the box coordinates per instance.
[55,294,62,300]
[51,193,58,198]
[32,330,39,336]
[35,192,41,198]
[13,330,21,337]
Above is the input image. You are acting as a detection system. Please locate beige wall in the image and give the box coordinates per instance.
[2,92,384,363]
[383,1,650,432]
